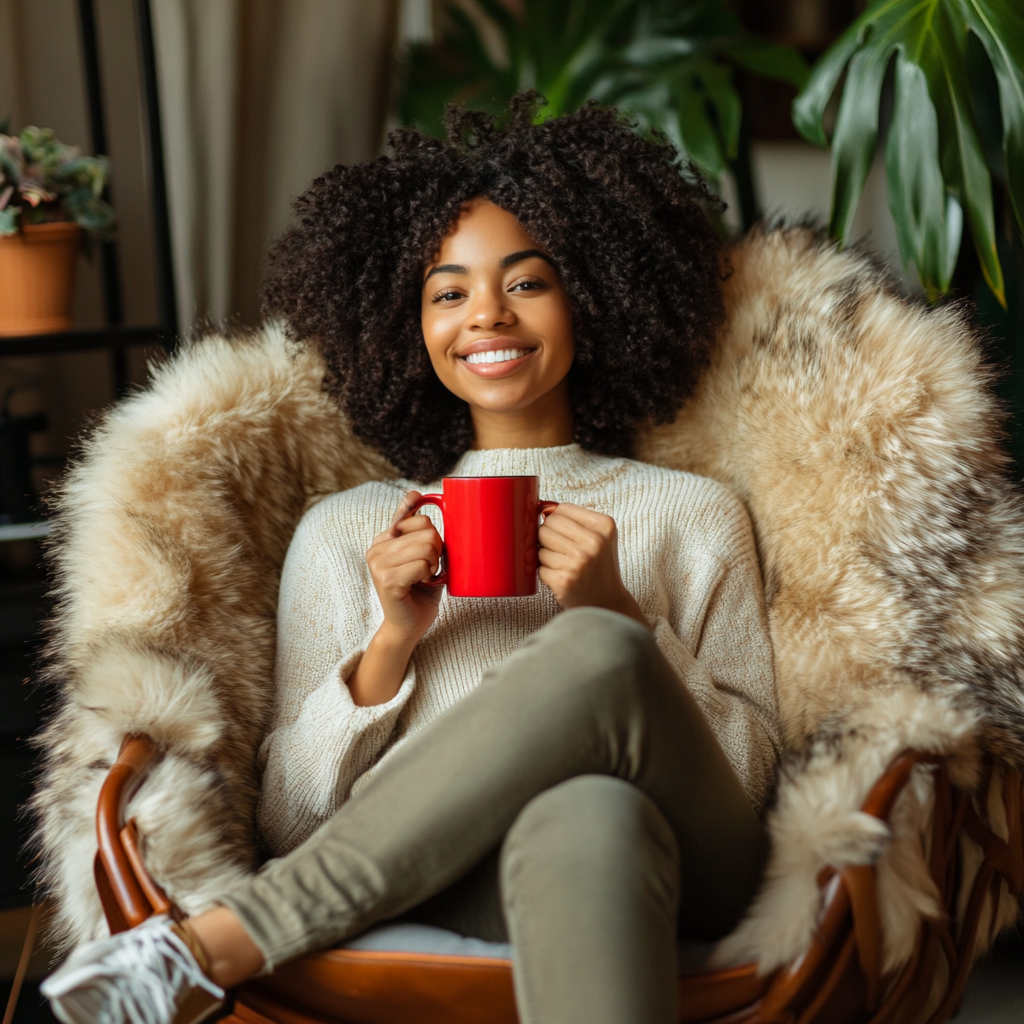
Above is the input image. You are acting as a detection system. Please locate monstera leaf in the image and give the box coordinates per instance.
[794,0,1024,306]
[398,0,806,187]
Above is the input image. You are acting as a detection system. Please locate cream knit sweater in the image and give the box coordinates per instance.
[258,444,781,855]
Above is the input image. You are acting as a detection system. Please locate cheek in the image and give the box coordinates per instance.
[547,299,575,369]
[420,312,449,366]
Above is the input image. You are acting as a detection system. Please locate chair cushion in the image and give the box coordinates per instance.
[341,921,719,975]
[238,930,767,1024]
[342,922,513,959]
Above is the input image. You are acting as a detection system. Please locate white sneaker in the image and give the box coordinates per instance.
[41,914,225,1024]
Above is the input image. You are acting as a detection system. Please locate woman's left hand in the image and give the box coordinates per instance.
[538,504,650,629]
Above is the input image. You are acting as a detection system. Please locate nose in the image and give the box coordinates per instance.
[468,283,515,330]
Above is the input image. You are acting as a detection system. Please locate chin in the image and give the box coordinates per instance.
[459,384,534,409]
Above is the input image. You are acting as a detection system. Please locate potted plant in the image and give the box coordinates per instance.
[0,120,116,336]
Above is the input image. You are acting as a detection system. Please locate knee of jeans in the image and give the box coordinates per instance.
[541,608,659,693]
[550,607,651,648]
[500,775,679,907]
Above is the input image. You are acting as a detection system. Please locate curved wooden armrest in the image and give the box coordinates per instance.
[93,744,932,946]
[92,740,1024,1024]
[94,734,177,933]
[758,751,932,1022]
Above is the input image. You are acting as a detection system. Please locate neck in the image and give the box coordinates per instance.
[470,381,574,450]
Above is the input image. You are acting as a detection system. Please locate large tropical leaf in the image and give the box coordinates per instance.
[397,0,807,188]
[794,0,1022,306]
[960,0,1024,240]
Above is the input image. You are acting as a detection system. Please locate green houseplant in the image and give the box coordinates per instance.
[793,0,1024,470]
[0,121,116,336]
[397,0,807,227]
[793,0,1023,307]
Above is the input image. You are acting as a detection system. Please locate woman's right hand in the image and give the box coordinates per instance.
[365,490,444,643]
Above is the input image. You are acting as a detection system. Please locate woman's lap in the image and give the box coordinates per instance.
[399,608,766,945]
[222,608,768,969]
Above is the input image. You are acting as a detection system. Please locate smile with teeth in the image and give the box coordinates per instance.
[463,348,530,364]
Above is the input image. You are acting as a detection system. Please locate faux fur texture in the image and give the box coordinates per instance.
[32,228,1024,999]
[32,332,395,949]
[637,226,1024,977]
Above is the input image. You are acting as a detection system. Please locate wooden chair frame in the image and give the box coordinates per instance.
[93,735,1024,1024]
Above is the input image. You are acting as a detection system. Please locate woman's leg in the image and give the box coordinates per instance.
[401,847,507,941]
[501,775,680,1024]
[218,607,769,969]
[404,776,681,1024]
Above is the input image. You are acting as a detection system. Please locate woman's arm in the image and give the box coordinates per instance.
[348,491,442,705]
[258,491,439,852]
[653,495,780,810]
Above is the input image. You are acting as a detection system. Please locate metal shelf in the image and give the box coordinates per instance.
[0,522,51,544]
[0,0,177,391]
[0,325,173,357]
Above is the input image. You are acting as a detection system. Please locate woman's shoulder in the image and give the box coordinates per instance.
[305,478,408,517]
[617,458,755,549]
[622,456,748,513]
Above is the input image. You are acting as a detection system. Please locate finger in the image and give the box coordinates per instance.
[394,513,437,534]
[543,502,612,530]
[394,515,443,555]
[537,547,571,570]
[369,529,394,550]
[372,534,443,570]
[540,514,601,550]
[369,516,433,554]
[543,508,614,543]
[389,490,422,533]
[537,566,566,597]
[538,522,579,555]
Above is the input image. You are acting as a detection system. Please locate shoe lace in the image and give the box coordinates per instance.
[74,925,219,1024]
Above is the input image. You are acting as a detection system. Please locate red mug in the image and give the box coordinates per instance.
[409,476,557,597]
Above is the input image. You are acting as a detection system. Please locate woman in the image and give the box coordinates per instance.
[43,95,780,1024]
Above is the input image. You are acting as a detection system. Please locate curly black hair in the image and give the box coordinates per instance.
[262,93,725,482]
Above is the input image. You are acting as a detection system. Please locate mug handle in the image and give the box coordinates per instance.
[538,500,559,518]
[407,493,449,588]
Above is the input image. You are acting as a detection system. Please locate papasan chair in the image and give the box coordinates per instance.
[30,225,1024,1024]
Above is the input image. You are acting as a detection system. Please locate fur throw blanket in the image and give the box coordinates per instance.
[32,226,1024,987]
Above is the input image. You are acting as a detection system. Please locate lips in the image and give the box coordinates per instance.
[457,337,537,377]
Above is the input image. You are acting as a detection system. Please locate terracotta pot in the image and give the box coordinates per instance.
[0,221,82,336]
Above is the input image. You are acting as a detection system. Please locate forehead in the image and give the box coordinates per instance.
[430,198,539,264]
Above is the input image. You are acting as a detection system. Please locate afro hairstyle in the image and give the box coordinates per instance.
[262,92,726,482]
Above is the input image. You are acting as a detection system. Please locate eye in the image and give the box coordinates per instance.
[508,276,547,293]
[430,288,464,303]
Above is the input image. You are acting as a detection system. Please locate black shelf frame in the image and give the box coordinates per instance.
[0,324,175,358]
[0,0,178,392]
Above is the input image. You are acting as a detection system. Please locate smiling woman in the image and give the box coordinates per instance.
[261,92,726,482]
[41,94,781,1024]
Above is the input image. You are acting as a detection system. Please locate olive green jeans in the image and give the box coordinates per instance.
[220,608,770,1024]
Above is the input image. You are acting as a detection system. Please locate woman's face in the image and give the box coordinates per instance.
[421,198,574,423]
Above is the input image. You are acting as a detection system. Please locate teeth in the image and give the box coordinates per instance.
[465,349,527,365]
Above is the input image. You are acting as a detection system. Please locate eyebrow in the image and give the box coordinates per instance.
[423,249,555,282]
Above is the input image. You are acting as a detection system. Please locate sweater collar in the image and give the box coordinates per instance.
[439,444,624,491]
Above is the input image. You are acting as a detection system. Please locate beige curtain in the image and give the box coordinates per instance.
[151,0,400,330]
